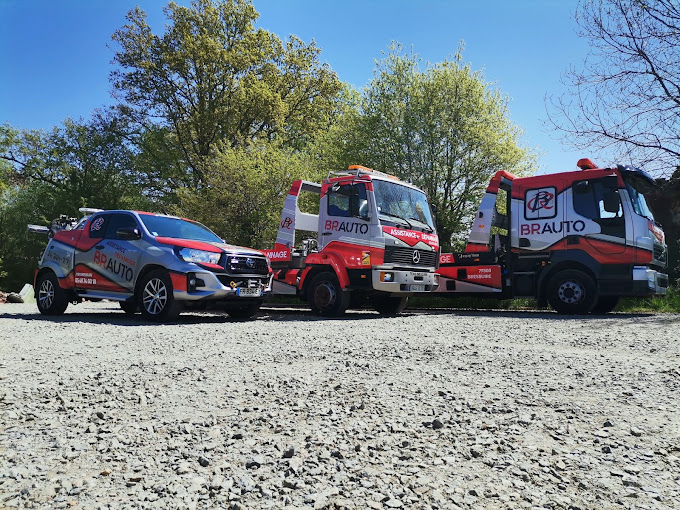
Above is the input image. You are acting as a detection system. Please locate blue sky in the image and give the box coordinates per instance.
[0,0,597,174]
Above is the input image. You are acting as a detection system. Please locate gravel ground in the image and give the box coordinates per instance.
[1,301,679,510]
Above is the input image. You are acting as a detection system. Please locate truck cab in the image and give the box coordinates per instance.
[265,165,439,316]
[436,159,669,314]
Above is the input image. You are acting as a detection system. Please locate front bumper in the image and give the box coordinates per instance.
[632,266,668,296]
[174,271,272,301]
[371,268,438,293]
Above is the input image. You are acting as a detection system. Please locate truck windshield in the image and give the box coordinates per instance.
[372,179,435,232]
[140,215,222,243]
[623,175,656,222]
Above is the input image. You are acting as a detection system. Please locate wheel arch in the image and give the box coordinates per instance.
[300,265,335,300]
[133,264,167,296]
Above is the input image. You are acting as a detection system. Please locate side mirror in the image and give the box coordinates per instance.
[602,190,620,213]
[117,227,141,240]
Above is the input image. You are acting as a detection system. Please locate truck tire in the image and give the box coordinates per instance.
[227,300,262,320]
[308,272,350,317]
[547,269,597,315]
[36,271,69,316]
[137,269,181,322]
[373,295,408,316]
[591,296,620,315]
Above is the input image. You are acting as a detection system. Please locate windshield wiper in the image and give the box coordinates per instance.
[408,217,434,233]
[379,212,412,229]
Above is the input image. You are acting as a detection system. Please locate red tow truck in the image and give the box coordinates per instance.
[435,159,669,314]
[264,165,439,316]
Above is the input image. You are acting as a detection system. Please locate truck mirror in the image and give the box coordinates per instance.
[602,190,620,213]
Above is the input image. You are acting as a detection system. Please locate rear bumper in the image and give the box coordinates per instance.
[631,266,668,296]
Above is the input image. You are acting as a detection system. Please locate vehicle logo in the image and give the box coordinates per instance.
[281,217,293,229]
[525,187,557,220]
[246,257,255,268]
[90,217,104,231]
[412,250,421,264]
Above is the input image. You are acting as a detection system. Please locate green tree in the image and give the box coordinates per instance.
[0,117,153,291]
[177,142,322,248]
[0,115,148,210]
[111,0,342,188]
[323,45,536,250]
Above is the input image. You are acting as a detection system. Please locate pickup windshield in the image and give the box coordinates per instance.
[622,174,656,222]
[140,215,222,243]
[372,179,435,232]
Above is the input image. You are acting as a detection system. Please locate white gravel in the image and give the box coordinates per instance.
[1,301,679,509]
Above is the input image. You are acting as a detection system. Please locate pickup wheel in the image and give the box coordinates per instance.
[36,271,69,316]
[227,300,263,320]
[591,296,620,315]
[547,269,597,315]
[137,269,181,322]
[308,272,350,317]
[373,294,408,316]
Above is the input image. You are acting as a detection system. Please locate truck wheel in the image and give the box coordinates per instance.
[138,269,181,322]
[227,300,262,320]
[373,295,408,316]
[308,272,350,317]
[591,296,620,315]
[36,271,69,316]
[120,300,138,315]
[547,269,597,315]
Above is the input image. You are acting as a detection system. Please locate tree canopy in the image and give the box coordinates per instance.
[320,45,536,250]
[111,0,342,187]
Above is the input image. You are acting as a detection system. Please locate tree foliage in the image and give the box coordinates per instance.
[321,45,536,250]
[177,142,322,248]
[549,0,680,176]
[111,0,342,187]
[0,116,153,291]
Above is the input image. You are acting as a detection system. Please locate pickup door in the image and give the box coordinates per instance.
[74,212,143,294]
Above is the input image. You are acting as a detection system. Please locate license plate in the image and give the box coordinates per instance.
[409,284,426,292]
[236,288,261,297]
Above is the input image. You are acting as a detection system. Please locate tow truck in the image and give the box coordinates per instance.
[434,159,669,314]
[264,165,439,316]
[30,208,271,321]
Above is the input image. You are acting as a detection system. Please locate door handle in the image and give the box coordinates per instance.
[95,245,104,249]
[321,232,331,236]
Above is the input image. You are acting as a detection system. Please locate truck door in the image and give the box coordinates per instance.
[572,176,626,254]
[75,212,143,293]
[319,182,371,259]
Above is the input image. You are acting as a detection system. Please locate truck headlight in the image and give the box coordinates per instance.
[178,248,221,265]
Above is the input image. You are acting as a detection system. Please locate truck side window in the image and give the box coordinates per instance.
[573,177,624,237]
[328,184,368,218]
[88,215,108,239]
[105,213,139,239]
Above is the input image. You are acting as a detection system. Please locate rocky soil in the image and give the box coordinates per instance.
[1,301,679,509]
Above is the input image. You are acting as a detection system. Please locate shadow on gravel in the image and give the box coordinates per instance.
[2,305,672,326]
[0,306,387,326]
[407,308,661,321]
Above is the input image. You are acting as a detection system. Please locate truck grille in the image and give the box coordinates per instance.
[384,246,436,267]
[225,255,269,275]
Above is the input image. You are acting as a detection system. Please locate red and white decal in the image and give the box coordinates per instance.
[382,226,439,250]
[263,247,291,262]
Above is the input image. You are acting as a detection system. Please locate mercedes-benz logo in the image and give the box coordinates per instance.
[246,257,255,268]
[412,250,420,264]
